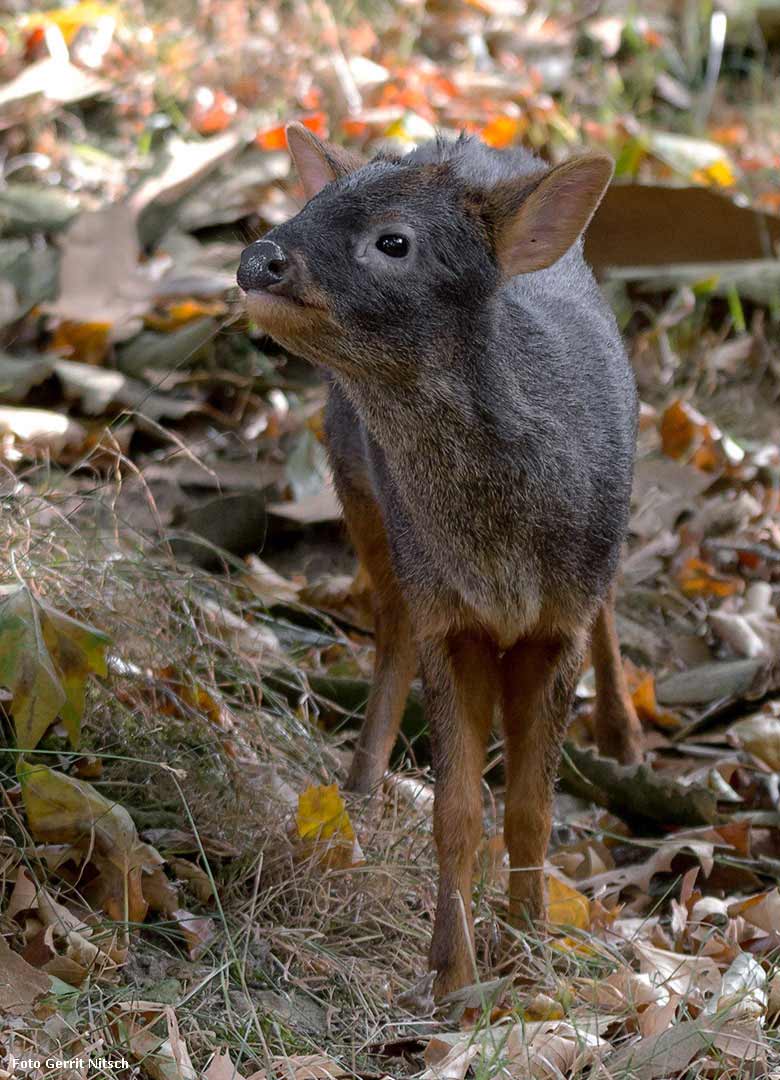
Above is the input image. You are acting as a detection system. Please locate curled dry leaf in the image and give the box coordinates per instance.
[112,1001,198,1080]
[243,554,303,605]
[598,1014,727,1080]
[634,940,722,1002]
[246,1055,348,1080]
[0,405,86,457]
[577,836,715,897]
[421,1038,479,1080]
[205,1050,243,1080]
[728,889,780,935]
[586,966,676,1037]
[703,952,766,1019]
[709,583,780,660]
[728,708,780,771]
[20,762,162,924]
[505,1020,603,1079]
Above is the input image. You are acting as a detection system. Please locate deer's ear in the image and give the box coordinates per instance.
[286,123,364,201]
[488,153,613,276]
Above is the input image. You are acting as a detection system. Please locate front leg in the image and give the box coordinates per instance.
[419,631,499,998]
[500,635,585,926]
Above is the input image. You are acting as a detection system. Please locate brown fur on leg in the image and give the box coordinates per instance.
[591,586,643,765]
[501,636,584,927]
[421,632,499,998]
[338,485,416,795]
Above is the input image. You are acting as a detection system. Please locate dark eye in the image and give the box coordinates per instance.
[375,234,409,258]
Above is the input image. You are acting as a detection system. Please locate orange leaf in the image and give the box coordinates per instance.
[659,399,723,471]
[51,320,112,365]
[677,556,743,599]
[191,87,238,136]
[631,671,680,731]
[255,112,328,150]
[144,299,225,332]
[481,114,524,149]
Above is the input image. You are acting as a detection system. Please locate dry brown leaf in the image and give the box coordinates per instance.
[169,857,215,903]
[0,405,85,456]
[577,837,715,897]
[586,966,677,1037]
[634,941,722,1001]
[113,1001,198,1080]
[0,935,51,1015]
[421,1038,479,1079]
[7,866,39,919]
[171,908,216,960]
[729,889,780,934]
[205,1049,244,1079]
[598,1015,724,1079]
[242,555,303,605]
[505,1020,602,1078]
[729,711,780,771]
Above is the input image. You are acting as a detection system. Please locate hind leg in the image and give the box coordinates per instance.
[591,585,643,765]
[336,481,416,794]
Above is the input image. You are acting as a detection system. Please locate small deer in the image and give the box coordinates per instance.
[238,125,643,997]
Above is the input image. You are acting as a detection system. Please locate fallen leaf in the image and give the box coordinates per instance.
[0,56,110,110]
[296,784,354,844]
[242,555,303,605]
[114,1001,198,1080]
[421,1038,479,1079]
[729,890,780,935]
[704,952,766,1019]
[677,555,743,599]
[729,711,780,770]
[50,320,112,365]
[0,935,51,1015]
[546,876,590,931]
[600,1015,727,1079]
[0,405,85,457]
[204,1050,243,1080]
[296,784,363,870]
[42,202,158,334]
[21,2,117,43]
[0,583,109,750]
[171,909,216,961]
[634,941,722,1001]
[20,762,160,924]
[506,1019,602,1078]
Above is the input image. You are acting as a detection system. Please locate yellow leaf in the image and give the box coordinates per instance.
[546,875,590,930]
[521,992,565,1021]
[692,158,736,188]
[296,784,354,843]
[22,2,118,44]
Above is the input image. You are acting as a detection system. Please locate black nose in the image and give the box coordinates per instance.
[237,239,289,292]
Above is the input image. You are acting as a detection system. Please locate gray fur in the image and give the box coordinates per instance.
[243,134,637,650]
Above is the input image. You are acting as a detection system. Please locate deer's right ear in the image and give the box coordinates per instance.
[286,123,363,201]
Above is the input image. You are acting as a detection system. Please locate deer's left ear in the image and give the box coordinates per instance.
[486,153,614,277]
[286,123,364,201]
